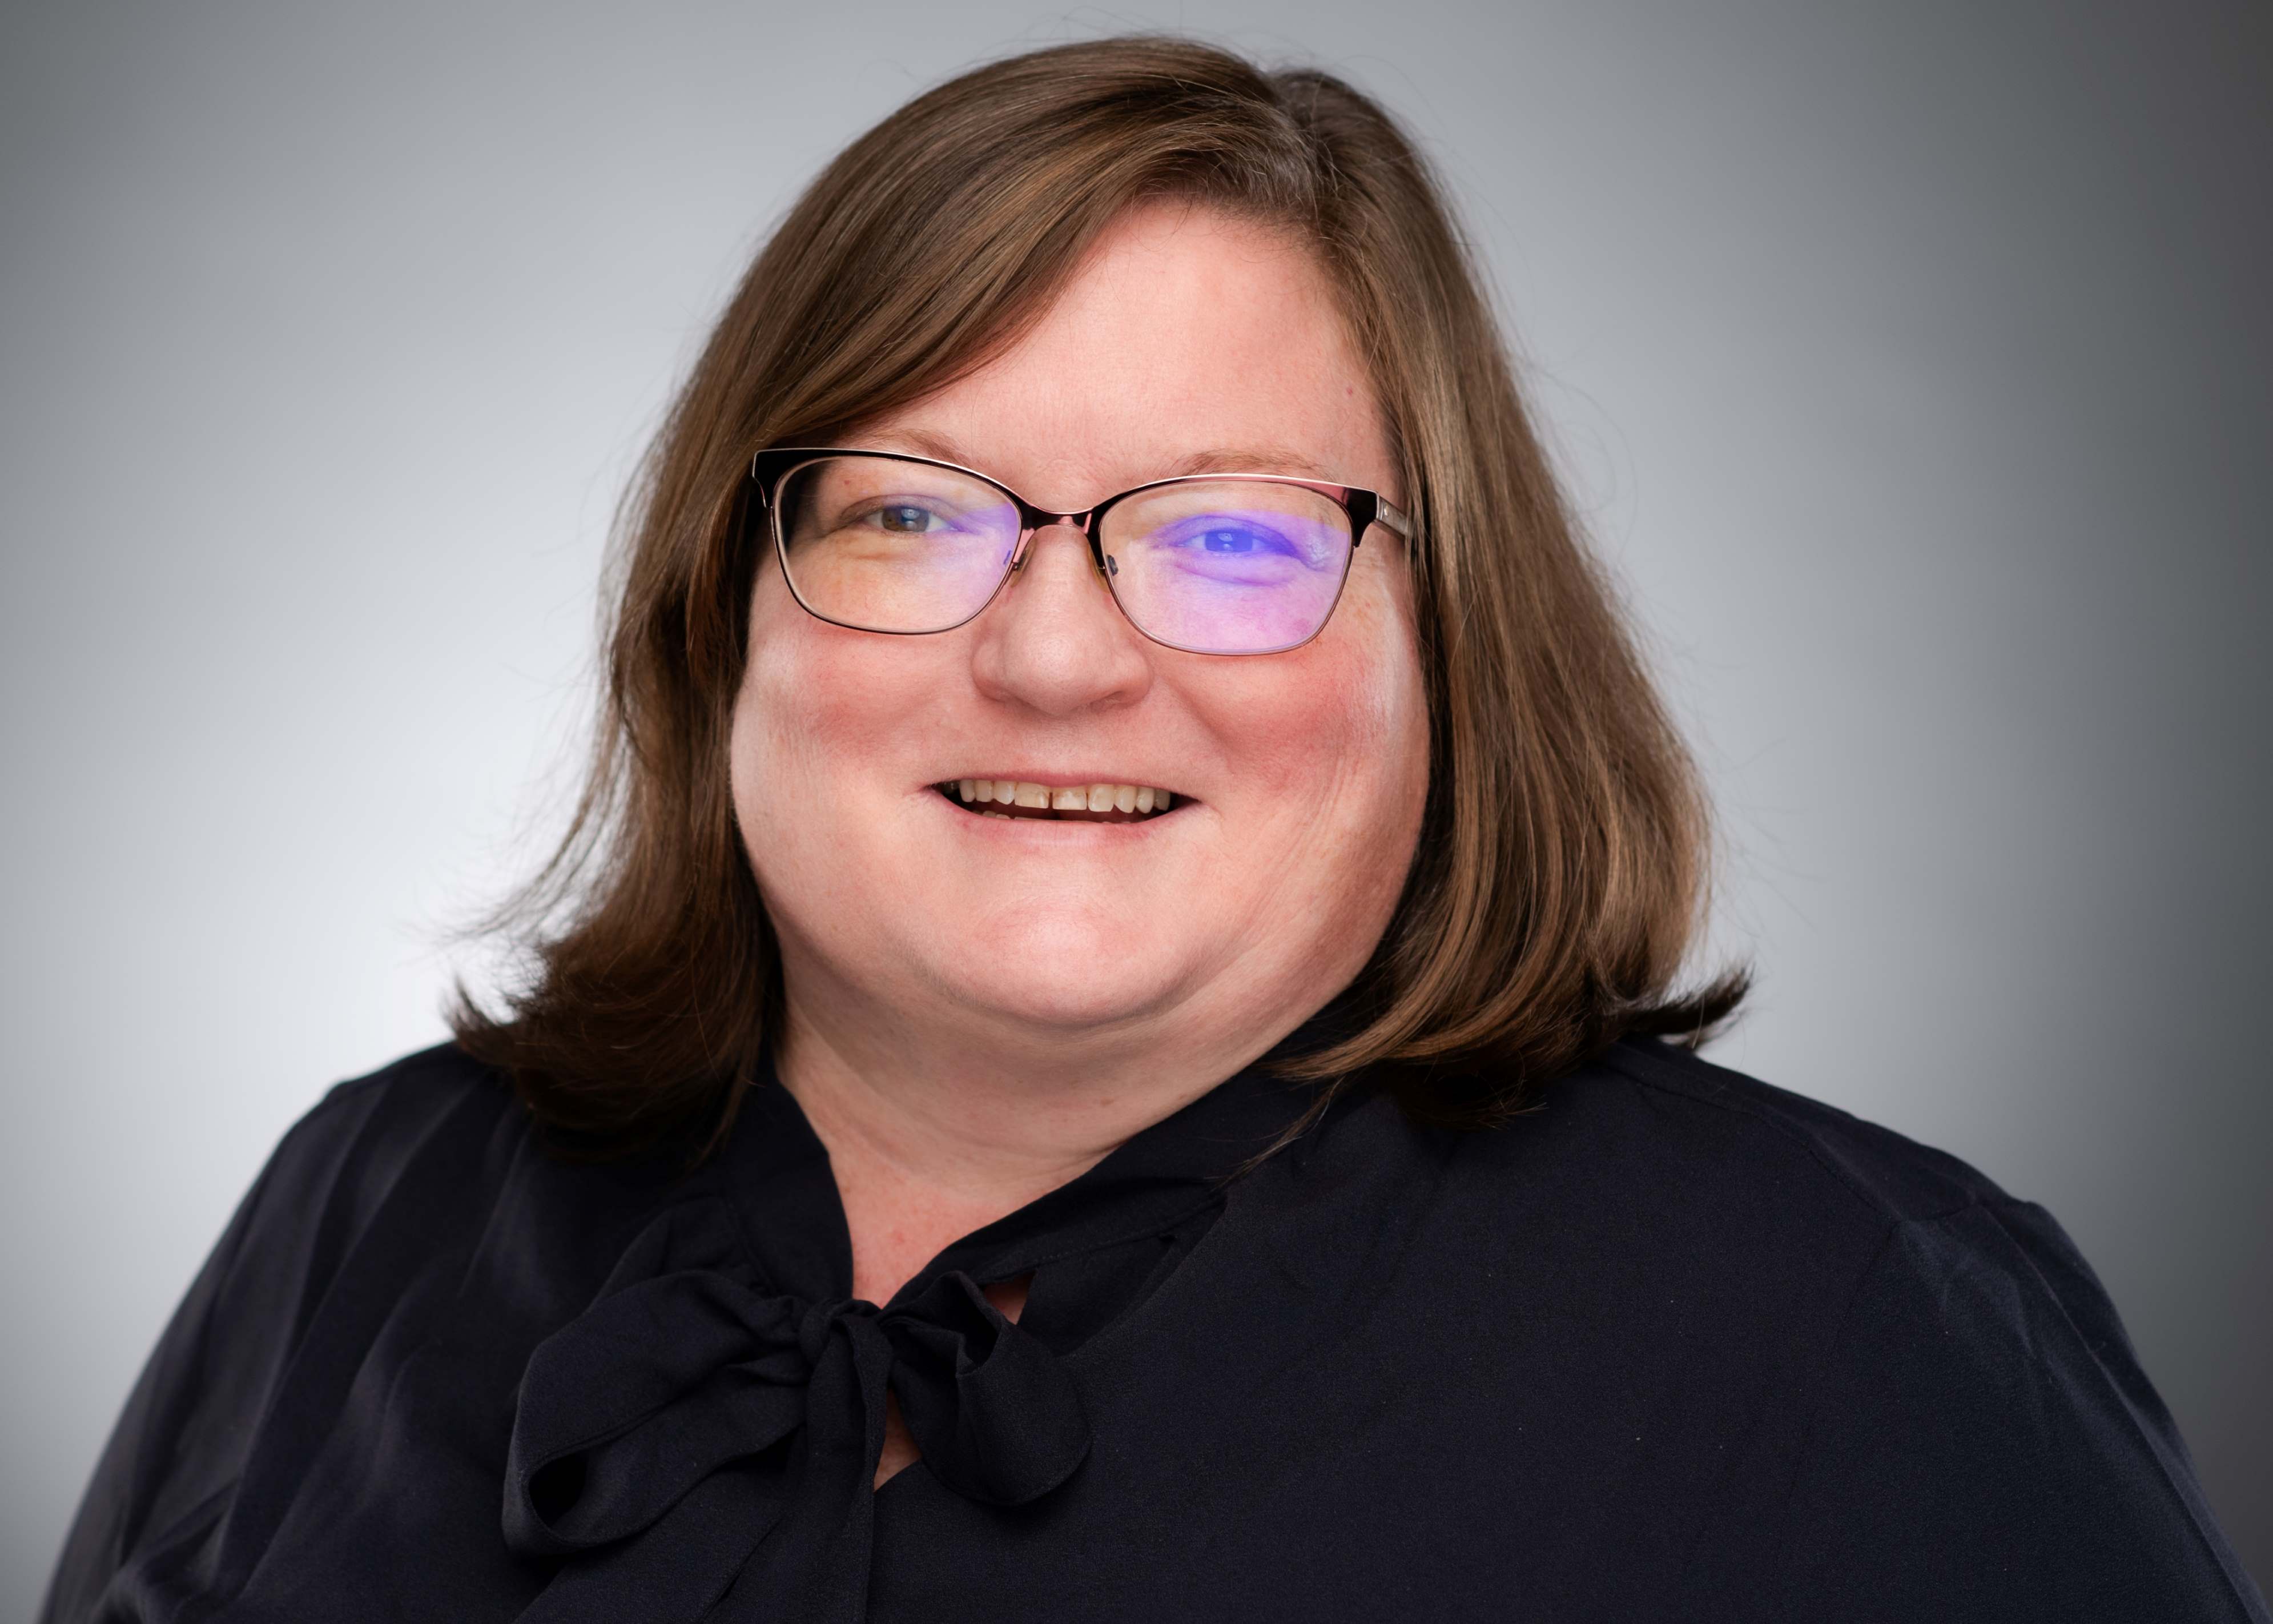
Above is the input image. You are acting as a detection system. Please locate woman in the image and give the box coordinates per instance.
[43,35,2265,1623]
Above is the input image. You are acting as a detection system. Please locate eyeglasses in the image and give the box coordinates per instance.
[746,448,1412,657]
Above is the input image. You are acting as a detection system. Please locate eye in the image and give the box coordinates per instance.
[1165,517,1296,558]
[876,503,939,533]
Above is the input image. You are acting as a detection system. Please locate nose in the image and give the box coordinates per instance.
[967,522,1153,716]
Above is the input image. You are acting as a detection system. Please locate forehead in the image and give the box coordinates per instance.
[855,202,1392,507]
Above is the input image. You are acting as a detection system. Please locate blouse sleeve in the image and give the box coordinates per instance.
[39,1077,393,1624]
[1761,1197,2267,1622]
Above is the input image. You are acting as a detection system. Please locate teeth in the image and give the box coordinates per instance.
[948,780,1180,818]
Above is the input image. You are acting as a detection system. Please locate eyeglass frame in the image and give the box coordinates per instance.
[745,446,1415,657]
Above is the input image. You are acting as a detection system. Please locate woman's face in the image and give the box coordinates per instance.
[731,202,1430,1067]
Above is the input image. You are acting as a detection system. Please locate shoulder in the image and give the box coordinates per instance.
[1435,1035,2018,1252]
[227,1040,681,1332]
[1555,1041,2116,1366]
[251,1040,526,1232]
[1397,1036,2094,1426]
[1405,1042,2267,1616]
[39,1044,536,1617]
[277,1039,521,1164]
[1452,1035,2120,1374]
[210,1041,539,1303]
[1425,1036,2135,1386]
[1592,1034,2009,1216]
[162,1038,535,1399]
[180,1042,532,1428]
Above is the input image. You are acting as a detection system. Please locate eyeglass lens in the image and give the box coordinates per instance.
[774,457,1353,655]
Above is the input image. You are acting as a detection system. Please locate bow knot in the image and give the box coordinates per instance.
[501,1230,1089,1621]
[799,1296,869,1364]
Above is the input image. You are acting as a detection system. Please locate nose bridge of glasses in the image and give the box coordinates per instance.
[1007,502,1105,573]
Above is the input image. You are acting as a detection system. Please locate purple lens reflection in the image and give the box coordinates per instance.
[1102,480,1353,654]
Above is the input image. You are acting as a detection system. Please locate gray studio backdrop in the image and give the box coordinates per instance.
[3,0,2267,1611]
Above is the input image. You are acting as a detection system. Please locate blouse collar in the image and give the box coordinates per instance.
[717,1030,1338,1307]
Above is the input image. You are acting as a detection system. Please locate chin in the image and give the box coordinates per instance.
[956,976,1178,1034]
[920,924,1188,1033]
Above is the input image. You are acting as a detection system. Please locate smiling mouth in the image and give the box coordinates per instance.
[936,778,1183,823]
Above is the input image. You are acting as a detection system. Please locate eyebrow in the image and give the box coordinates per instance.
[863,429,1343,488]
[1168,445,1340,481]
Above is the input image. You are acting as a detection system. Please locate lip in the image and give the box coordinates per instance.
[940,805,1173,832]
[928,791,1185,838]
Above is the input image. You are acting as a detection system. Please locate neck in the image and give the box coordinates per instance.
[773,973,1302,1308]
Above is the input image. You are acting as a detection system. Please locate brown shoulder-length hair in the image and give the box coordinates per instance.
[453,34,1744,1156]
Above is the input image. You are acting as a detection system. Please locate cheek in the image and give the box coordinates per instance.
[1294,566,1431,942]
[730,576,929,833]
[1191,556,1429,863]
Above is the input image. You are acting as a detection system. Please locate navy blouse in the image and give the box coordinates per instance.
[42,1037,2268,1621]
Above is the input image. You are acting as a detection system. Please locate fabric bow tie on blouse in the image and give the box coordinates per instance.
[500,1208,1090,1623]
